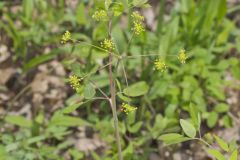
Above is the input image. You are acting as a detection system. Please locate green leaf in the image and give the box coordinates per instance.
[5,115,32,128]
[230,149,238,160]
[112,2,124,16]
[127,112,136,125]
[23,0,34,20]
[105,0,112,10]
[128,122,142,133]
[0,2,5,10]
[117,92,132,102]
[24,52,58,71]
[180,119,196,138]
[214,103,229,113]
[69,149,84,160]
[76,2,86,25]
[222,115,232,128]
[189,103,201,130]
[132,0,148,7]
[0,145,7,159]
[62,102,84,114]
[158,133,191,145]
[207,149,226,160]
[158,133,183,141]
[151,114,168,138]
[84,84,96,99]
[231,62,240,80]
[27,135,46,145]
[142,3,151,8]
[123,81,149,97]
[35,111,44,124]
[214,135,229,152]
[70,63,84,77]
[49,114,91,127]
[122,143,134,157]
[207,112,219,128]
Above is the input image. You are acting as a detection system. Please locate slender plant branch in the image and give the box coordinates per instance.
[193,138,213,148]
[123,54,177,59]
[124,33,134,55]
[91,97,109,101]
[81,60,116,80]
[74,40,120,58]
[107,20,123,160]
[89,80,110,100]
[228,112,240,124]
[120,61,129,88]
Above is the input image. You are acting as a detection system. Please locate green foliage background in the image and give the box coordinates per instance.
[0,0,240,159]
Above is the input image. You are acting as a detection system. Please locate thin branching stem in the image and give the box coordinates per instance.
[74,40,120,58]
[123,54,177,59]
[89,80,110,100]
[108,20,123,160]
[193,138,213,148]
[120,61,129,88]
[81,60,116,80]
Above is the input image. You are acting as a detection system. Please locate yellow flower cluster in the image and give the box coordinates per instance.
[61,31,72,44]
[101,38,115,51]
[178,49,187,64]
[131,11,145,35]
[133,21,145,35]
[92,10,108,21]
[154,59,167,72]
[121,103,137,114]
[69,75,81,92]
[131,11,144,21]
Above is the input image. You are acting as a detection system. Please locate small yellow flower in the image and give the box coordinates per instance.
[178,49,187,64]
[101,38,115,51]
[132,21,145,35]
[69,75,81,92]
[154,59,167,72]
[131,11,145,35]
[131,11,144,22]
[92,10,108,21]
[121,103,137,114]
[61,30,72,44]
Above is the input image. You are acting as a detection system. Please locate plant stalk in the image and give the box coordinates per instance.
[108,20,123,160]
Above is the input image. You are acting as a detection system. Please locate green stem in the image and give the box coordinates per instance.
[108,20,123,160]
[74,40,120,58]
[123,54,177,59]
[193,138,212,148]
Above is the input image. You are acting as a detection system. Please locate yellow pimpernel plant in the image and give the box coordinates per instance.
[121,103,137,114]
[131,11,145,21]
[133,21,145,35]
[69,75,82,93]
[131,11,145,35]
[178,49,187,64]
[92,10,108,21]
[61,30,72,44]
[62,4,192,160]
[101,38,115,51]
[154,59,167,72]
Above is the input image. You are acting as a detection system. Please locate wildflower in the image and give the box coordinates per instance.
[131,11,145,35]
[101,38,115,51]
[61,30,72,44]
[92,10,108,21]
[178,49,187,64]
[121,103,137,114]
[154,59,167,72]
[132,21,145,35]
[131,11,144,22]
[69,75,82,92]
